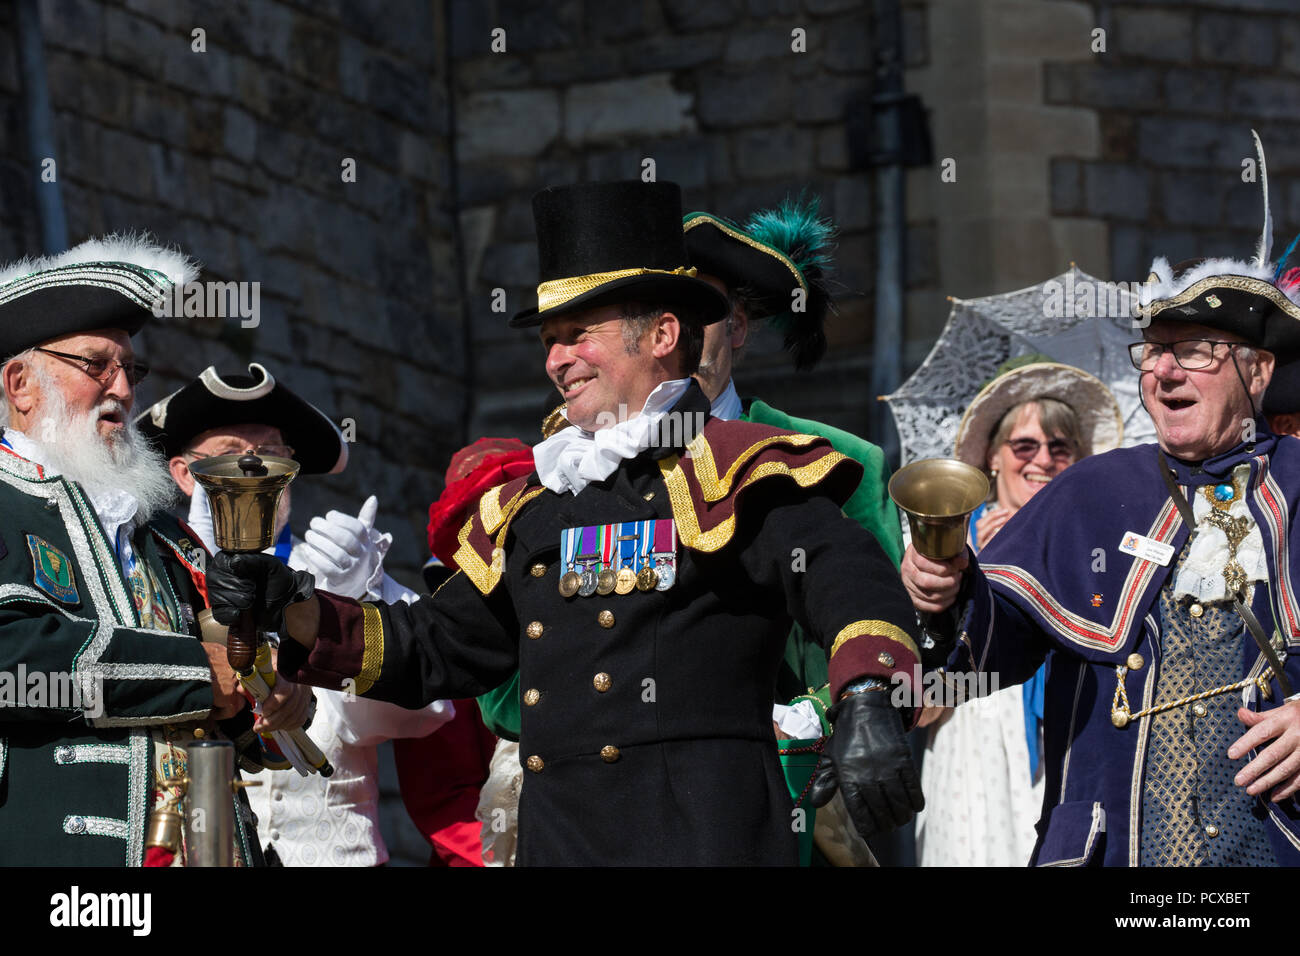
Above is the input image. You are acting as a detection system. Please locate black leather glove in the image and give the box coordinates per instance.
[808,689,924,840]
[207,551,315,633]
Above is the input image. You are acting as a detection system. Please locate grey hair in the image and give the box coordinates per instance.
[618,302,706,376]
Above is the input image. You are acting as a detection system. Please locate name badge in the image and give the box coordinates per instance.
[1118,531,1175,567]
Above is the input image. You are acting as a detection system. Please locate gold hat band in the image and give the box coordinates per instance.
[536,266,698,313]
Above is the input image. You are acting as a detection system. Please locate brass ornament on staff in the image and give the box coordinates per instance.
[889,458,990,561]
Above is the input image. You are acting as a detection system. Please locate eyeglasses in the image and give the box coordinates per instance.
[1005,437,1074,461]
[186,443,296,461]
[35,347,150,385]
[1128,339,1241,371]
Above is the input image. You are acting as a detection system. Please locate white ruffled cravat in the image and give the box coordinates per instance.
[533,378,692,496]
[1172,463,1268,604]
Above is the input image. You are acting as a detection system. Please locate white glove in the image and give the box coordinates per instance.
[294,496,391,601]
[186,482,218,555]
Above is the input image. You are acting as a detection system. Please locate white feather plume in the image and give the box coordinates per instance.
[0,232,199,289]
[1252,128,1272,267]
[1139,254,1277,305]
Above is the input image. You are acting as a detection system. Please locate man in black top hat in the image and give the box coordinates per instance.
[0,235,266,865]
[208,181,924,865]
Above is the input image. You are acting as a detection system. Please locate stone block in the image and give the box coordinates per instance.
[1229,74,1300,120]
[100,127,154,197]
[794,74,868,124]
[725,29,798,64]
[697,68,794,128]
[735,125,816,179]
[564,73,696,147]
[831,174,872,231]
[221,106,258,163]
[1162,68,1228,115]
[286,13,341,89]
[46,52,133,130]
[590,1,649,41]
[449,0,497,58]
[1044,63,1163,110]
[495,0,583,53]
[453,53,534,91]
[1113,5,1193,60]
[824,13,871,72]
[124,0,192,30]
[185,101,226,156]
[1137,116,1242,168]
[40,0,104,56]
[816,127,850,170]
[1083,162,1150,221]
[1283,17,1300,74]
[479,241,538,287]
[748,0,799,16]
[337,0,435,63]
[805,0,861,14]
[903,2,928,68]
[353,51,431,129]
[458,89,560,161]
[1196,12,1277,66]
[164,40,235,98]
[662,0,742,31]
[636,32,727,71]
[105,5,165,68]
[1050,158,1083,215]
[151,144,213,217]
[131,83,189,147]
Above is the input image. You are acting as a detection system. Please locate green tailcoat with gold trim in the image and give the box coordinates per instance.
[281,391,919,865]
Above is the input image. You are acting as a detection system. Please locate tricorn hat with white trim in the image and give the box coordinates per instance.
[0,233,197,360]
[136,363,347,475]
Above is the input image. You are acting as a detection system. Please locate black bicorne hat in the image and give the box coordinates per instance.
[509,180,728,328]
[135,363,347,475]
[0,234,197,359]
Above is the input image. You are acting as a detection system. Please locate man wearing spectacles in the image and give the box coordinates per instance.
[903,244,1300,866]
[138,363,455,866]
[0,236,270,866]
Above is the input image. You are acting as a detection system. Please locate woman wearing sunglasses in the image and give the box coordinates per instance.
[916,357,1124,866]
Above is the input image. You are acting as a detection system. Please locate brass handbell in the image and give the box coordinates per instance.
[889,458,989,560]
[188,454,299,553]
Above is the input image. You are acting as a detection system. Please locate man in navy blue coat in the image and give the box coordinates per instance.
[904,254,1300,866]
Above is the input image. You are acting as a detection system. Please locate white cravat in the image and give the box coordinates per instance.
[709,378,743,422]
[533,378,692,495]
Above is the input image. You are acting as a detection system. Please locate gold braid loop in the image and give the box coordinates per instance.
[1111,662,1273,729]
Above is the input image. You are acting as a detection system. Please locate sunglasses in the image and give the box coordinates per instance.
[1005,437,1074,461]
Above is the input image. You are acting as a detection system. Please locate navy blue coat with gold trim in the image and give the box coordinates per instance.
[951,431,1300,866]
[281,388,920,865]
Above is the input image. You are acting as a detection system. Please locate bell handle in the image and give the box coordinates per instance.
[226,610,258,674]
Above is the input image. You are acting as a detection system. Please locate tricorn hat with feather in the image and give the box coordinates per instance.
[683,195,835,371]
[1139,131,1300,361]
[0,233,196,360]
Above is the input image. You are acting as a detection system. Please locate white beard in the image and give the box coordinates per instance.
[27,371,177,526]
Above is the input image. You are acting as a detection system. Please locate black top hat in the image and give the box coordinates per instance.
[135,363,347,475]
[0,235,197,360]
[510,181,728,328]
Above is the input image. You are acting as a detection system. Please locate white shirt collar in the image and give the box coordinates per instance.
[709,379,743,422]
[533,378,693,496]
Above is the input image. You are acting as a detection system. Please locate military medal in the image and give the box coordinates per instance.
[579,565,598,597]
[635,519,658,591]
[558,526,582,597]
[596,569,617,594]
[652,519,677,591]
[615,567,637,594]
[614,525,639,594]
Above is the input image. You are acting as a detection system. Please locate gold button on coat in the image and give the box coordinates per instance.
[526,755,544,773]
[593,673,612,692]
[530,563,547,578]
[598,610,615,628]
[526,621,544,639]
[524,688,541,706]
[600,745,620,763]
[1127,653,1144,670]
[1190,603,1204,618]
[1205,824,1219,838]
[1192,701,1207,718]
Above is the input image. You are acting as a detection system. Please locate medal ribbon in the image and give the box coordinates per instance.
[599,523,615,572]
[638,519,655,571]
[653,519,676,557]
[578,525,597,572]
[619,521,637,570]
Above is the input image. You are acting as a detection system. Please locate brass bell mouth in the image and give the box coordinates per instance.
[889,458,990,561]
[188,454,299,552]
